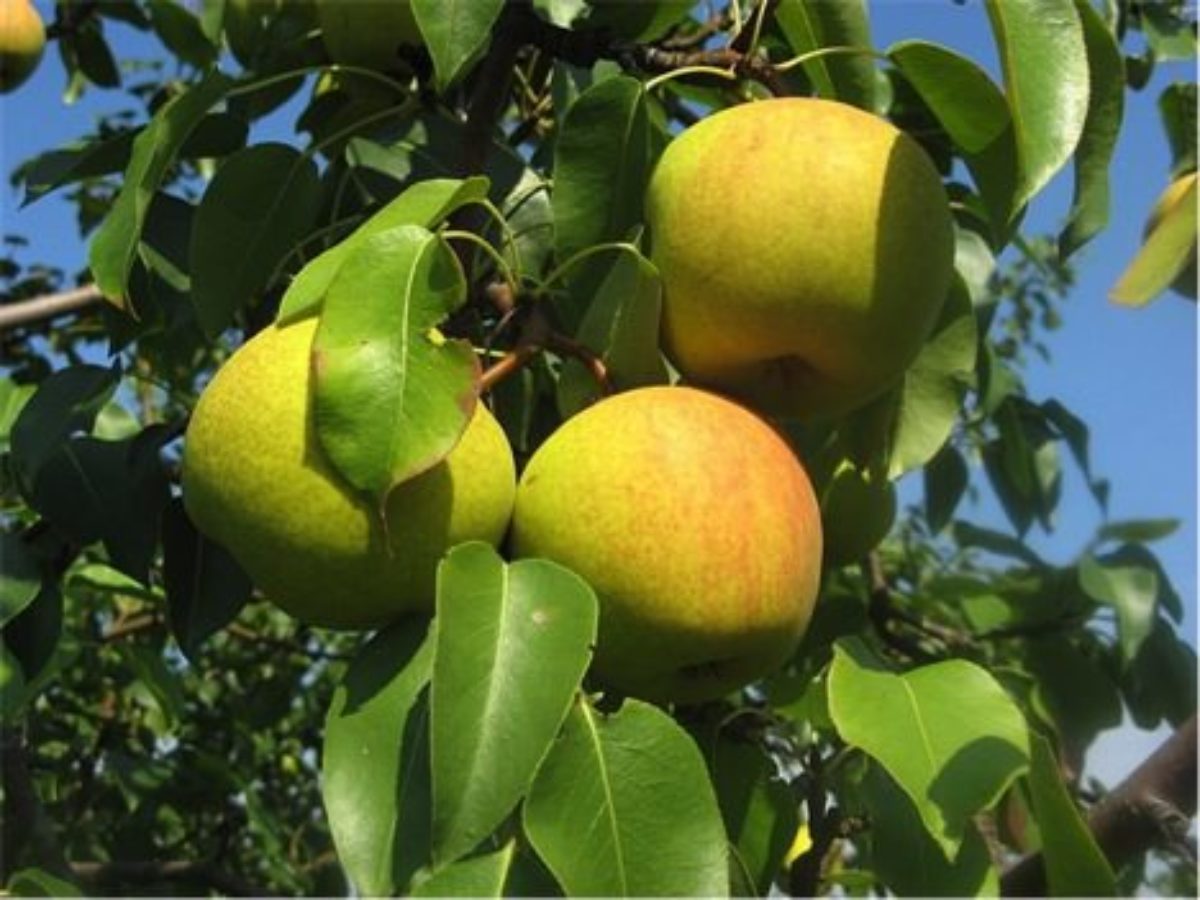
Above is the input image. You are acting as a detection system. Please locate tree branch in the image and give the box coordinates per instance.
[69,859,266,897]
[0,284,104,332]
[1001,714,1198,895]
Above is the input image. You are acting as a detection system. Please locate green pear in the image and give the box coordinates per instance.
[0,0,46,93]
[819,461,897,567]
[511,386,823,705]
[646,97,956,422]
[182,317,516,629]
[1144,171,1197,299]
[315,0,421,72]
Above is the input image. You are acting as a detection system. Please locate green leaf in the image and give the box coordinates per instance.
[886,274,977,479]
[553,76,652,263]
[431,543,598,866]
[147,0,218,69]
[67,21,121,88]
[556,248,668,417]
[887,40,1019,231]
[5,868,83,897]
[161,499,252,662]
[88,70,235,311]
[0,531,43,628]
[863,763,999,897]
[583,0,693,42]
[984,0,1089,211]
[189,143,322,337]
[1096,519,1180,544]
[828,639,1030,859]
[1139,4,1197,61]
[924,443,969,534]
[28,435,170,584]
[1026,734,1118,896]
[1077,547,1158,665]
[313,225,479,506]
[412,0,505,91]
[10,364,119,492]
[1159,82,1197,177]
[1110,174,1197,306]
[1057,0,1125,259]
[952,520,1046,567]
[775,0,877,110]
[1019,635,1122,753]
[278,176,489,325]
[524,697,730,897]
[3,584,63,689]
[1040,398,1106,510]
[0,379,36,451]
[323,621,435,896]
[412,843,515,898]
[1122,619,1197,729]
[120,642,186,733]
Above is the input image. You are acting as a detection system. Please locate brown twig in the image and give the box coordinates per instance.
[1001,715,1198,895]
[0,284,104,332]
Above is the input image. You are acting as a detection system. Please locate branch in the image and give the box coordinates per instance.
[1001,714,1198,896]
[1,728,72,882]
[69,859,266,897]
[0,284,104,332]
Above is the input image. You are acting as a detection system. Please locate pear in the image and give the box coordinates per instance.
[0,0,46,93]
[646,97,956,422]
[182,317,516,629]
[511,386,822,704]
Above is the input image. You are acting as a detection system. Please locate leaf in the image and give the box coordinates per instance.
[775,0,877,110]
[1025,734,1118,896]
[924,443,969,534]
[19,130,137,206]
[984,0,1089,211]
[323,621,435,896]
[9,364,119,493]
[88,70,235,311]
[28,435,170,584]
[553,76,652,263]
[313,225,479,506]
[886,274,977,479]
[556,248,668,417]
[1110,174,1197,306]
[1057,0,1125,259]
[863,763,998,897]
[430,543,598,866]
[161,499,253,662]
[1040,398,1106,510]
[66,21,121,88]
[887,40,1019,231]
[1096,519,1180,544]
[1077,547,1158,665]
[278,176,489,325]
[3,583,63,688]
[952,520,1045,567]
[189,143,322,337]
[412,0,505,91]
[411,843,515,898]
[5,868,83,897]
[147,0,218,69]
[1019,635,1122,752]
[1159,82,1197,177]
[828,638,1030,859]
[0,531,43,628]
[524,697,729,897]
[0,380,36,451]
[1122,619,1197,729]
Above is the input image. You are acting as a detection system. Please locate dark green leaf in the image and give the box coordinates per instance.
[553,76,652,263]
[1139,4,1197,61]
[984,0,1089,211]
[524,697,729,897]
[1096,519,1180,544]
[2,583,63,687]
[1040,398,1106,511]
[1058,0,1125,259]
[1121,619,1197,729]
[5,868,83,897]
[412,0,505,91]
[1078,547,1157,665]
[10,364,120,493]
[278,176,489,324]
[313,226,479,506]
[1020,636,1122,755]
[583,0,692,42]
[161,499,253,662]
[1159,82,1197,177]
[68,22,121,88]
[828,638,1030,858]
[323,621,435,896]
[1026,734,1117,895]
[147,0,218,68]
[0,531,43,628]
[178,112,250,159]
[88,70,235,311]
[775,0,877,110]
[952,521,1046,566]
[190,143,322,337]
[924,443,969,534]
[430,543,597,866]
[411,843,514,897]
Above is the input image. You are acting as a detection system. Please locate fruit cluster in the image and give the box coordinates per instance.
[183,96,955,705]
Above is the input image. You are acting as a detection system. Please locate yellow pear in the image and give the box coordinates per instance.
[182,318,516,629]
[511,386,823,704]
[315,0,421,72]
[646,98,956,422]
[0,0,46,93]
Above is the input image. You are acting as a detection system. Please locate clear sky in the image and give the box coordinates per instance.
[2,1,1196,786]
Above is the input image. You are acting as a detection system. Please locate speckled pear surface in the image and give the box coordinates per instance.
[646,97,956,422]
[511,386,823,704]
[182,318,516,629]
[0,0,45,93]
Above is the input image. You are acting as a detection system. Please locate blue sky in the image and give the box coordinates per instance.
[2,1,1196,785]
